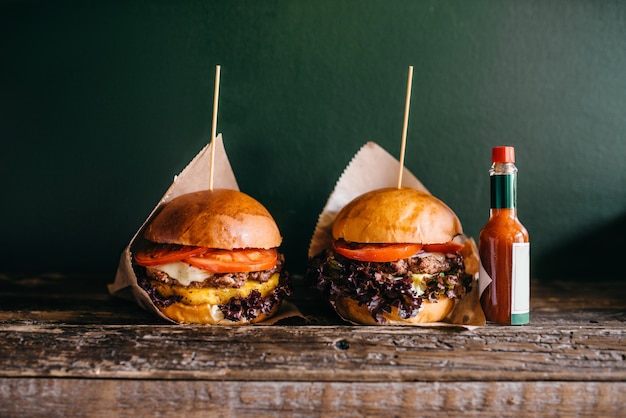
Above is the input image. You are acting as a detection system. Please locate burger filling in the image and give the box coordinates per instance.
[134,250,290,322]
[144,261,278,288]
[306,245,472,323]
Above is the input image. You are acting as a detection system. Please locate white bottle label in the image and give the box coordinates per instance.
[511,242,530,325]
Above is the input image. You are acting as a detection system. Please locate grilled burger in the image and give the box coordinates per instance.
[132,189,290,324]
[306,187,473,325]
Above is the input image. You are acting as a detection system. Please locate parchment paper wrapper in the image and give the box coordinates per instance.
[108,134,301,324]
[308,142,486,328]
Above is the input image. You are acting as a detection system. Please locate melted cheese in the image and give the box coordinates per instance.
[147,262,213,287]
[149,273,280,305]
[411,273,434,297]
[410,251,446,296]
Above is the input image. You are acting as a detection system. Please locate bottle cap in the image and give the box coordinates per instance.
[492,146,515,163]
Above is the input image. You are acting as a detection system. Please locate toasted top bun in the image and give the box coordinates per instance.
[144,189,282,250]
[332,187,462,244]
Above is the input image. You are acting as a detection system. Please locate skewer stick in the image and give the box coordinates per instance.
[209,65,221,190]
[397,65,413,189]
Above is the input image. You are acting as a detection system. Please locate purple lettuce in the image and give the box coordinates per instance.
[306,250,472,323]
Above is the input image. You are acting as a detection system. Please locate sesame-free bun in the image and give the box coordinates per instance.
[160,301,279,325]
[144,189,282,250]
[333,295,454,325]
[332,187,462,244]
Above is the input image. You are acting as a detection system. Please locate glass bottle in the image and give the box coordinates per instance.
[479,146,530,325]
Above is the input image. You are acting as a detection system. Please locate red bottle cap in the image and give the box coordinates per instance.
[492,146,515,163]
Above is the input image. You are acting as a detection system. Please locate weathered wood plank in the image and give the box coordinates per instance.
[0,274,624,414]
[0,379,624,417]
[1,324,624,382]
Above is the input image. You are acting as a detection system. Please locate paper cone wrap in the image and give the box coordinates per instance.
[109,135,298,324]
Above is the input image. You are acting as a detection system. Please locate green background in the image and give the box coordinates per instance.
[2,1,625,279]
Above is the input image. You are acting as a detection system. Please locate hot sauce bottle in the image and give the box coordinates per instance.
[479,146,530,325]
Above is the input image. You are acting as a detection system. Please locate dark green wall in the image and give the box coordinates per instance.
[2,1,626,279]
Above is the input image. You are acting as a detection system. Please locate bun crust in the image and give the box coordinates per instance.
[332,188,462,244]
[333,295,454,325]
[144,189,282,249]
[160,301,279,325]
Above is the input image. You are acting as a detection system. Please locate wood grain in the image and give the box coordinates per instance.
[0,274,624,416]
[1,379,624,417]
[1,323,625,382]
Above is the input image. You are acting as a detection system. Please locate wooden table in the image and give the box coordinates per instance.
[1,273,624,417]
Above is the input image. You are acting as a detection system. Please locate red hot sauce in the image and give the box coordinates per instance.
[479,146,530,325]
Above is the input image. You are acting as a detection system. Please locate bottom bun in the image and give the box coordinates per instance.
[333,296,454,325]
[160,301,280,325]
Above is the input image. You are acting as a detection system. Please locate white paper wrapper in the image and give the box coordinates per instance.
[308,141,486,327]
[108,135,300,324]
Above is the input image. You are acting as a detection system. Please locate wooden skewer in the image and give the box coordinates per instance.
[209,65,221,190]
[397,65,413,189]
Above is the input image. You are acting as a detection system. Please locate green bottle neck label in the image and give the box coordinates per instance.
[491,174,517,208]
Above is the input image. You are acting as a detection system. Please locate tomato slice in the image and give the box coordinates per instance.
[185,248,278,273]
[134,244,208,267]
[422,242,464,254]
[332,240,423,263]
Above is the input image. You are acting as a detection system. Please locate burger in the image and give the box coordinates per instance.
[306,187,473,325]
[131,188,290,324]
